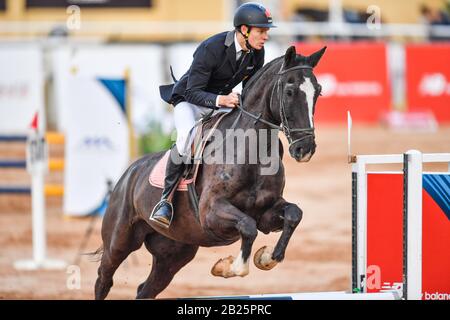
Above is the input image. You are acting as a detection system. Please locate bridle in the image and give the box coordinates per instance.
[236,63,315,149]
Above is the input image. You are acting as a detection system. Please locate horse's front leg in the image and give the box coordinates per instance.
[206,198,258,278]
[254,200,303,270]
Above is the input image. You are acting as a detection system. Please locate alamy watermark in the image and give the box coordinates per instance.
[66,265,81,290]
[366,5,381,30]
[66,5,81,31]
[172,128,286,176]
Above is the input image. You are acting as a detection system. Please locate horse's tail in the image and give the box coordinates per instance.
[84,245,104,262]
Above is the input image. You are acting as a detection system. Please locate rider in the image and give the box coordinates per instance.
[150,2,276,228]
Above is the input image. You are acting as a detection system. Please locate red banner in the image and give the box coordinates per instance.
[406,44,450,123]
[366,172,450,299]
[366,173,403,293]
[295,42,390,123]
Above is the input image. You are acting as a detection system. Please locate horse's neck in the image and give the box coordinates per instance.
[237,65,280,131]
[217,63,281,159]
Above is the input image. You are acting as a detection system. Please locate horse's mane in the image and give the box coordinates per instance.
[242,55,283,98]
[203,55,284,131]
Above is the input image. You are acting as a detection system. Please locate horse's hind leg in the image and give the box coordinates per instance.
[95,219,148,300]
[136,233,198,299]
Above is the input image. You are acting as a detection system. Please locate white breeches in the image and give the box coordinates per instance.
[173,101,232,156]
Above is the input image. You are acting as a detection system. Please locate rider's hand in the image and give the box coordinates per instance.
[218,92,239,108]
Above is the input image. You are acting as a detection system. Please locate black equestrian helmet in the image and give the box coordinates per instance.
[233,2,277,28]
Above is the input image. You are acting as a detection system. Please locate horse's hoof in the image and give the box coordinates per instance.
[211,255,235,278]
[254,246,278,271]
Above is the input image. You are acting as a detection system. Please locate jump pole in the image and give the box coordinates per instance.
[14,112,67,270]
[187,291,401,300]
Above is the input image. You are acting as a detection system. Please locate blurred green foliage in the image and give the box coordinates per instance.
[138,122,173,155]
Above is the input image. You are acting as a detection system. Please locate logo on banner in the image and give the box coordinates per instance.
[317,73,383,97]
[419,73,450,96]
[0,82,29,100]
[77,136,115,152]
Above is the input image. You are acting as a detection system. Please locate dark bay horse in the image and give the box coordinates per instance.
[94,45,326,299]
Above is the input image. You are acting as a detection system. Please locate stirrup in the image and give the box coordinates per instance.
[149,199,174,228]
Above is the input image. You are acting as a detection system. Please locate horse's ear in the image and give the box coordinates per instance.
[307,46,327,68]
[284,46,297,67]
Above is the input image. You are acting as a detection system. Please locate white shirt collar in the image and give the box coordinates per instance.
[234,31,244,53]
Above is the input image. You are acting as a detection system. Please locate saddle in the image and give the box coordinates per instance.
[148,111,230,216]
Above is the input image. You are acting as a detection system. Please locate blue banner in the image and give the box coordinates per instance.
[423,174,450,220]
[98,78,127,115]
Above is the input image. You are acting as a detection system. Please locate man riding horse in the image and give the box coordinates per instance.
[151,2,276,228]
[94,5,326,298]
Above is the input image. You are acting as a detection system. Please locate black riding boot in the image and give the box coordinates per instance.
[150,146,185,228]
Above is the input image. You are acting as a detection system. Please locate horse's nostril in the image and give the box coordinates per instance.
[294,147,302,158]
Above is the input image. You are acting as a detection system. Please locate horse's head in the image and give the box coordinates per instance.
[270,45,326,162]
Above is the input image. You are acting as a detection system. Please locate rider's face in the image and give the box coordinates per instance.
[243,26,270,50]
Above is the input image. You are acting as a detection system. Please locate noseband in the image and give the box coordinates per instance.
[237,63,315,149]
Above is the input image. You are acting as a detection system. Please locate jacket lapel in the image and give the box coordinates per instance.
[236,51,251,73]
[226,45,237,72]
[223,30,254,79]
[224,30,237,72]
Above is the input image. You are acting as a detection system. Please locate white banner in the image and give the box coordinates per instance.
[51,45,169,134]
[0,45,44,134]
[63,75,129,216]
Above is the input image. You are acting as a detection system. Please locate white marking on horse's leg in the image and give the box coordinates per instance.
[254,246,278,270]
[230,250,249,277]
[299,77,315,128]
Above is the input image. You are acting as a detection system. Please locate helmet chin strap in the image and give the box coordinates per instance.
[238,27,254,52]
